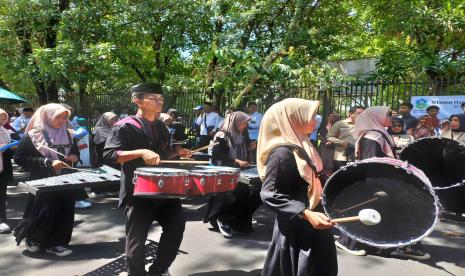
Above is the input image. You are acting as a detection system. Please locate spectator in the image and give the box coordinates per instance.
[440,119,451,132]
[412,115,436,139]
[398,102,418,134]
[461,102,465,113]
[167,109,187,142]
[388,117,414,158]
[318,112,340,174]
[246,102,262,164]
[441,114,465,144]
[11,107,34,137]
[119,106,130,119]
[195,102,220,148]
[309,114,322,147]
[326,106,365,170]
[190,105,203,138]
[426,105,441,135]
[92,112,118,167]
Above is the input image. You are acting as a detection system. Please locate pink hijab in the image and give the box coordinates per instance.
[353,106,394,158]
[26,103,73,160]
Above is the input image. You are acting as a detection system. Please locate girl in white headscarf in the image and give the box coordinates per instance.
[258,99,337,276]
[13,103,80,257]
[0,109,13,233]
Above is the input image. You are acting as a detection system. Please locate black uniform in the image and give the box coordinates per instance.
[260,147,338,276]
[13,134,79,248]
[204,136,261,233]
[336,135,388,252]
[103,116,185,276]
[0,148,13,225]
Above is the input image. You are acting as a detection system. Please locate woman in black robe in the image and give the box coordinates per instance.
[0,109,14,233]
[257,99,337,276]
[203,111,261,238]
[13,103,80,257]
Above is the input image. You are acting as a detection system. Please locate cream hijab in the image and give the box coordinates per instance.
[257,98,323,210]
[353,106,395,158]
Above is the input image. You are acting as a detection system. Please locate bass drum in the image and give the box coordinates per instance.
[322,157,439,248]
[400,137,465,213]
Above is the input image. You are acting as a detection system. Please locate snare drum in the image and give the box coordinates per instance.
[189,169,220,195]
[195,166,240,193]
[133,167,190,198]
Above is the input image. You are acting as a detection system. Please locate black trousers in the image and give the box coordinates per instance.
[125,199,186,276]
[0,177,7,222]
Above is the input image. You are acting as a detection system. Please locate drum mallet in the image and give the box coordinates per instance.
[336,191,389,214]
[331,209,381,226]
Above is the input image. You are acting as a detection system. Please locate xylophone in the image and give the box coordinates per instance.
[239,167,261,190]
[19,165,121,195]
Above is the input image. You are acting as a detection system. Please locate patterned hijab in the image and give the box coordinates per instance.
[26,103,73,160]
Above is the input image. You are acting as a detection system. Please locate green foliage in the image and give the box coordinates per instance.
[0,0,463,107]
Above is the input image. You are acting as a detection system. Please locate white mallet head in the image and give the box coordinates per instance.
[359,209,381,225]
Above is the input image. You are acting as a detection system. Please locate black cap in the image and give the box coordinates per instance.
[22,107,34,112]
[131,83,163,97]
[399,102,413,109]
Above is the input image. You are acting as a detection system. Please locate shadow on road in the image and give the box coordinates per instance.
[189,269,262,276]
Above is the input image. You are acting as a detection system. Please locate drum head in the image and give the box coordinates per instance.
[400,137,465,188]
[400,137,465,212]
[195,165,240,173]
[322,158,438,248]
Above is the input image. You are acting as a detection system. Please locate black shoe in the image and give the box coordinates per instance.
[46,246,72,257]
[217,219,232,238]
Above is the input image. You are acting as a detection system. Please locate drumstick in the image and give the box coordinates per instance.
[37,144,67,158]
[160,160,210,165]
[331,209,381,226]
[336,191,389,214]
[191,142,219,154]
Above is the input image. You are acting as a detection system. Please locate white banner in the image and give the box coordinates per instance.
[411,96,465,120]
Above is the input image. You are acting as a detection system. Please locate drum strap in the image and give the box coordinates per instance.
[357,129,395,159]
[264,143,319,173]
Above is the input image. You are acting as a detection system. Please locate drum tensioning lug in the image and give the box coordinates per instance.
[217,178,222,185]
[158,177,165,189]
[200,176,206,186]
[184,178,190,186]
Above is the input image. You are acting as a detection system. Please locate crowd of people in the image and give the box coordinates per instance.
[0,82,464,275]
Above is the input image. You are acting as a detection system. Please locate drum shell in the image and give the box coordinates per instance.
[189,170,220,195]
[322,157,439,248]
[194,166,240,193]
[133,168,191,198]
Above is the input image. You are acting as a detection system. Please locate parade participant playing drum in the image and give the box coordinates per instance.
[103,83,191,276]
[258,99,338,276]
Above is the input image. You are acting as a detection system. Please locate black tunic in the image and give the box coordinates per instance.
[103,116,169,207]
[203,136,261,233]
[260,147,338,276]
[337,137,387,251]
[13,134,80,248]
[0,148,13,223]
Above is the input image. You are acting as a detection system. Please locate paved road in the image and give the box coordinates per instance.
[1,186,464,276]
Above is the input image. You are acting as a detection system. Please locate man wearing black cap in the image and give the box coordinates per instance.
[398,102,418,133]
[104,83,191,276]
